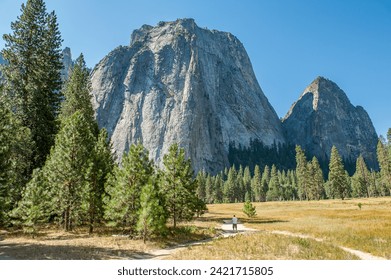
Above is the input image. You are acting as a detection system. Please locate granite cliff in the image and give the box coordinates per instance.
[91,19,285,173]
[61,47,74,81]
[283,76,378,167]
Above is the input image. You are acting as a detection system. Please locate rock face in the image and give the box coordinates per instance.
[61,47,74,81]
[0,53,5,78]
[91,19,285,173]
[283,76,378,167]
[0,53,5,65]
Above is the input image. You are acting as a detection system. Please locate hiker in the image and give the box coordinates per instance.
[232,215,238,232]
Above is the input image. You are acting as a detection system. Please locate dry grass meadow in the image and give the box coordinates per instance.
[1,197,390,259]
[187,197,391,259]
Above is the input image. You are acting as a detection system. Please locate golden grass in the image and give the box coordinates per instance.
[1,198,389,259]
[167,231,359,260]
[198,197,391,259]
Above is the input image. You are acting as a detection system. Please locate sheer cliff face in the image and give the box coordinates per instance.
[91,19,285,173]
[61,47,73,81]
[283,76,378,166]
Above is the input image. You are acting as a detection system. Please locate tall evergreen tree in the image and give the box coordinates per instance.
[251,165,263,202]
[86,128,114,234]
[308,157,324,200]
[0,96,33,225]
[214,174,224,203]
[243,166,252,202]
[205,174,214,204]
[266,165,281,201]
[137,181,167,243]
[196,170,207,201]
[12,168,51,233]
[352,155,370,198]
[60,54,96,130]
[260,165,270,201]
[236,165,245,202]
[44,111,95,231]
[160,144,198,228]
[2,0,63,169]
[104,144,153,233]
[328,146,349,200]
[295,146,309,200]
[223,166,237,203]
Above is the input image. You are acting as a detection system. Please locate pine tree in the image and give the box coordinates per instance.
[205,174,214,203]
[60,54,95,130]
[86,128,114,234]
[266,165,281,201]
[2,0,63,169]
[223,166,237,203]
[45,111,95,231]
[251,165,263,202]
[0,96,33,226]
[308,157,324,200]
[104,144,153,233]
[196,171,207,201]
[236,165,244,202]
[12,168,51,233]
[283,170,296,200]
[295,146,309,200]
[214,174,223,203]
[328,146,349,200]
[260,165,270,202]
[160,143,198,228]
[352,155,370,198]
[243,166,252,202]
[242,200,257,218]
[137,181,167,243]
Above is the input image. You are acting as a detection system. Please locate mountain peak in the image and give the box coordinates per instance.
[297,76,351,112]
[130,18,198,46]
[92,20,285,174]
[283,77,378,167]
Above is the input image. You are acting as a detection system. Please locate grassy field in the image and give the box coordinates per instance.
[167,232,359,260]
[1,197,390,259]
[187,197,391,259]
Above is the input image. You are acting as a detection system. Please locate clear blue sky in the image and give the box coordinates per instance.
[1,0,390,137]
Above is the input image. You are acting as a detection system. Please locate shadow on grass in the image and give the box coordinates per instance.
[245,219,289,224]
[0,242,155,260]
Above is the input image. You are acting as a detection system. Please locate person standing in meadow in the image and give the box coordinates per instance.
[232,215,238,232]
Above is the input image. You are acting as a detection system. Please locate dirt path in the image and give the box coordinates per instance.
[145,222,256,259]
[146,224,387,260]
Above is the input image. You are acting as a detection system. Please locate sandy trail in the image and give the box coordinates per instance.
[145,221,255,259]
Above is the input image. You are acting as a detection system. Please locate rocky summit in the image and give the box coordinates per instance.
[283,76,378,167]
[90,18,285,174]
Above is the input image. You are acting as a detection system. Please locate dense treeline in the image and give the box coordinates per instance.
[196,138,391,204]
[228,139,358,178]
